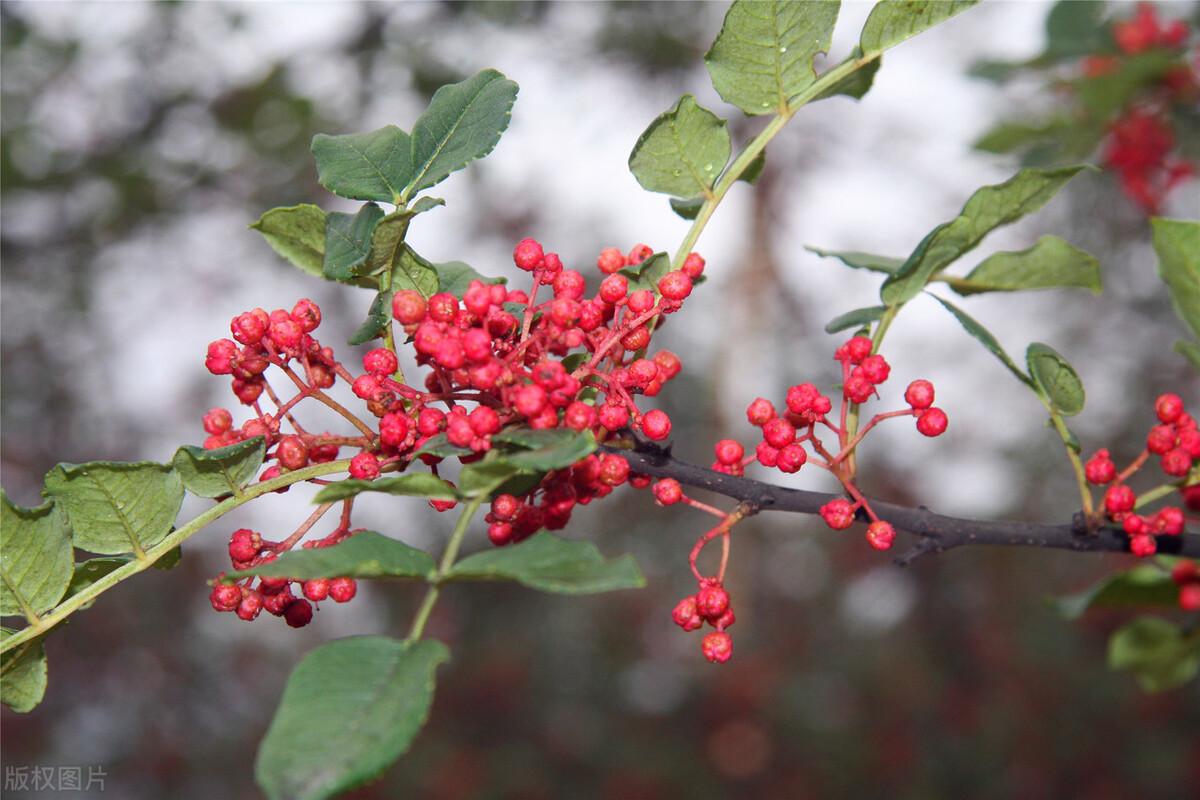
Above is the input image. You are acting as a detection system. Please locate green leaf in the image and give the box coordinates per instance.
[447,531,645,594]
[1077,50,1178,119]
[228,532,436,582]
[669,197,704,220]
[458,461,526,500]
[1055,566,1180,620]
[705,0,840,115]
[311,125,412,203]
[433,259,506,299]
[64,556,134,610]
[410,196,446,215]
[256,636,448,800]
[929,294,1032,386]
[324,204,386,283]
[395,245,442,298]
[406,69,519,197]
[739,149,767,184]
[860,0,979,55]
[972,120,1069,155]
[171,437,266,499]
[1175,339,1200,373]
[813,47,881,101]
[495,429,597,471]
[412,433,473,459]
[628,94,730,198]
[950,236,1101,295]
[1108,618,1200,693]
[881,165,1089,305]
[622,252,672,295]
[1,628,47,713]
[348,289,394,346]
[1026,342,1085,416]
[42,462,183,556]
[1152,218,1200,341]
[250,204,326,278]
[312,474,460,504]
[0,491,72,619]
[807,246,904,274]
[825,305,886,334]
[1043,0,1107,58]
[364,212,413,275]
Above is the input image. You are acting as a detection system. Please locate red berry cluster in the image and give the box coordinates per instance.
[209,528,358,627]
[1172,560,1200,611]
[730,336,945,550]
[1083,4,1197,213]
[1085,393,1197,557]
[672,579,736,663]
[199,241,706,626]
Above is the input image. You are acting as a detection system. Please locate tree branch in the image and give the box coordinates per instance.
[602,439,1200,563]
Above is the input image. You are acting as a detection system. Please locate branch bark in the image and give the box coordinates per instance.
[602,439,1200,563]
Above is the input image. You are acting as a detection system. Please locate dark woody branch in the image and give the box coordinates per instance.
[601,440,1200,563]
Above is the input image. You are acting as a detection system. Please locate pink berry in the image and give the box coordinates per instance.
[209,582,242,612]
[597,247,626,275]
[1155,393,1184,424]
[746,398,776,427]
[775,443,807,474]
[329,577,357,603]
[640,409,672,441]
[653,478,683,505]
[513,237,544,271]
[904,380,935,410]
[916,408,948,437]
[672,596,704,632]
[681,252,705,279]
[363,348,398,376]
[701,631,733,663]
[820,499,855,530]
[349,452,380,480]
[866,520,896,551]
[696,584,730,621]
[203,408,233,435]
[714,439,744,466]
[657,270,693,301]
[392,290,427,325]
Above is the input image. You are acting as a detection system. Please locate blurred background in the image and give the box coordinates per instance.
[2,1,1198,798]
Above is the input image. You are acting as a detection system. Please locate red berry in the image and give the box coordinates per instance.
[1161,448,1191,477]
[762,417,796,449]
[228,528,262,563]
[653,478,683,505]
[681,252,705,279]
[302,578,330,602]
[657,270,693,301]
[209,582,242,612]
[820,498,855,530]
[487,522,514,546]
[284,598,314,628]
[755,441,779,468]
[1180,583,1200,611]
[564,401,597,431]
[1105,484,1137,515]
[836,336,873,365]
[653,350,682,380]
[598,454,630,486]
[513,237,545,271]
[599,273,628,304]
[859,354,890,384]
[553,270,587,300]
[701,631,733,663]
[1156,393,1185,424]
[276,435,309,471]
[1183,484,1200,511]
[672,596,704,632]
[349,452,380,480]
[904,380,935,410]
[231,311,269,345]
[290,299,322,333]
[696,584,730,621]
[775,443,807,474]
[1172,560,1199,585]
[236,591,263,621]
[1129,534,1157,558]
[203,407,233,435]
[866,520,896,551]
[843,374,874,404]
[916,408,948,437]
[597,247,626,275]
[641,409,672,441]
[1084,449,1117,485]
[628,244,654,265]
[627,289,656,314]
[1147,424,1177,455]
[598,403,630,431]
[746,397,777,427]
[392,290,427,325]
[1155,506,1185,536]
[205,339,239,375]
[363,348,398,376]
[329,577,357,603]
[714,439,744,466]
